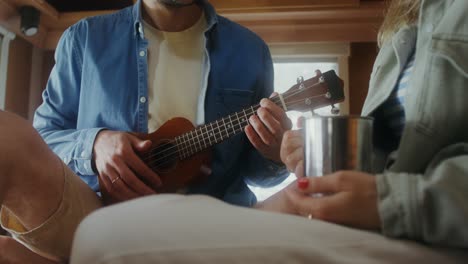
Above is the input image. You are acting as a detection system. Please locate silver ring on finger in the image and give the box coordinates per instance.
[111,176,121,185]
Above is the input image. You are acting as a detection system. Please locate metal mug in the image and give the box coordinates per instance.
[304,115,373,177]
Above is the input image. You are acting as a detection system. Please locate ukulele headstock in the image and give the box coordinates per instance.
[279,70,344,112]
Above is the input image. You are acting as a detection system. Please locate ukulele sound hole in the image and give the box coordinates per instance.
[146,140,178,172]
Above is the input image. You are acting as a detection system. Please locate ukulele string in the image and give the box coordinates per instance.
[143,104,260,168]
[144,100,322,168]
[143,108,257,169]
[143,82,327,168]
[143,87,326,166]
[142,85,327,168]
[142,80,325,162]
[143,92,327,169]
[144,106,317,171]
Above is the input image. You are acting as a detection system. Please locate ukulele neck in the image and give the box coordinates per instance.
[175,102,270,160]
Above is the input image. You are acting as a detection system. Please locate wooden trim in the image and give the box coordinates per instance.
[43,29,61,50]
[0,0,15,21]
[211,0,359,12]
[224,2,383,23]
[338,56,350,115]
[249,22,380,44]
[41,10,116,30]
[269,42,350,59]
[6,0,58,19]
[2,0,385,50]
[228,2,383,43]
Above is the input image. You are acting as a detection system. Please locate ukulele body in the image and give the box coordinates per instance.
[138,117,212,193]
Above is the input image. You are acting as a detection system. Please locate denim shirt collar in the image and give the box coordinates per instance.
[132,0,218,39]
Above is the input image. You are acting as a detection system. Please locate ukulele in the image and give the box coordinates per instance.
[138,70,344,193]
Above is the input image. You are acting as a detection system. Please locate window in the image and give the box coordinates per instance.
[249,43,350,201]
[0,26,15,110]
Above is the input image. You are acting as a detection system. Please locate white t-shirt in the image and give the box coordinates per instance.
[144,13,207,133]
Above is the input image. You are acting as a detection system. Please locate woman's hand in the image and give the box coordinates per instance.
[257,171,381,230]
[280,129,304,177]
[293,171,381,230]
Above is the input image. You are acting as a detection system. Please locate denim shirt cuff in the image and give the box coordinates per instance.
[259,158,289,186]
[376,172,419,240]
[265,158,287,175]
[73,127,107,176]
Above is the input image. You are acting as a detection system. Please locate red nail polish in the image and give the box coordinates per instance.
[297,177,309,189]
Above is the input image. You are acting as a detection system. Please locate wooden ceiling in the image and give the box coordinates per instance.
[0,0,386,50]
[45,0,133,12]
[43,0,384,13]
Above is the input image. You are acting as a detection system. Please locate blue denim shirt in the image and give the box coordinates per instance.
[33,0,288,206]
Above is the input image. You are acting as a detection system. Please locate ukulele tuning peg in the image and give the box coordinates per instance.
[297,76,304,84]
[315,70,325,83]
[331,104,340,115]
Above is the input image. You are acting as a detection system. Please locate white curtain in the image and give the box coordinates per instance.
[0,26,15,110]
[0,34,3,63]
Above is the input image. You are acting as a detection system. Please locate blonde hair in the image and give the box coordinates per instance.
[378,0,421,47]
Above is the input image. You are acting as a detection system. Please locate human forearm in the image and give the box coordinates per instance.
[377,143,468,247]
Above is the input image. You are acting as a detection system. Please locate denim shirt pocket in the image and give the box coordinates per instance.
[418,35,468,136]
[431,35,468,78]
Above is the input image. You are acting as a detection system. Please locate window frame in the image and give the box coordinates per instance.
[0,26,15,110]
[270,42,350,114]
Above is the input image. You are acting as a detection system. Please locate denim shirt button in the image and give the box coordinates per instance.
[139,50,146,57]
[140,96,147,104]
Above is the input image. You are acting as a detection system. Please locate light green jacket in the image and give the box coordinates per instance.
[362,0,468,247]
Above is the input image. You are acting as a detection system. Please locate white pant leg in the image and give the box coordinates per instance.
[70,194,466,264]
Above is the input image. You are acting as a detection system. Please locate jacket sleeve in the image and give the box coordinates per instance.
[376,143,468,247]
[33,25,105,179]
[242,43,289,187]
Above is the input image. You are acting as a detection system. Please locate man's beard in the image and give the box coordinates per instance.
[158,0,198,8]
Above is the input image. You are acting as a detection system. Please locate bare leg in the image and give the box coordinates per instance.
[0,236,57,264]
[0,111,63,230]
[0,111,64,263]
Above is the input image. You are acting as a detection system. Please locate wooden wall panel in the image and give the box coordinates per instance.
[212,0,359,11]
[1,0,384,50]
[348,42,378,114]
[26,47,55,119]
[5,36,32,118]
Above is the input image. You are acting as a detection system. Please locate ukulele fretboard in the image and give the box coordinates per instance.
[175,97,285,160]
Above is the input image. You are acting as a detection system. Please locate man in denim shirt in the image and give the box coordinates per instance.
[34,0,290,206]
